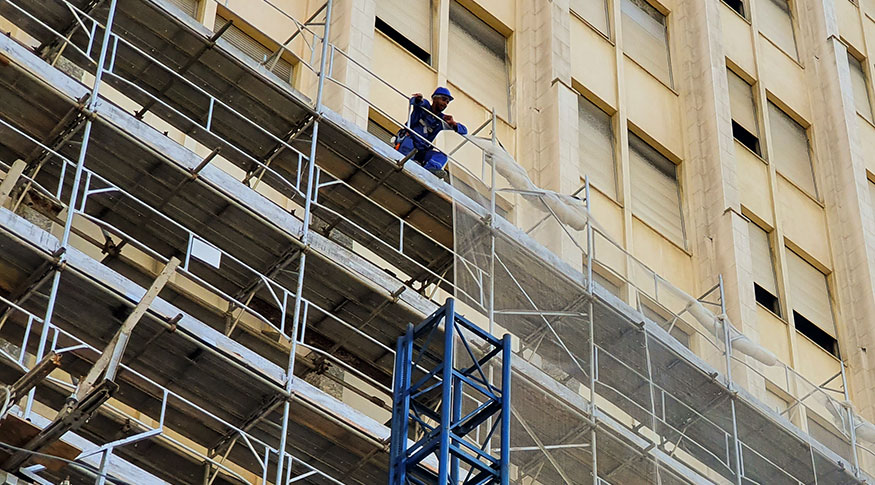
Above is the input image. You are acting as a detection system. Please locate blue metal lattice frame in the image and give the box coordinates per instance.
[389,298,510,485]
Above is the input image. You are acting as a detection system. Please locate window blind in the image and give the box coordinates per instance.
[629,133,684,245]
[848,52,873,121]
[728,69,758,137]
[760,0,797,59]
[578,96,617,198]
[215,15,293,84]
[621,0,672,86]
[376,0,432,57]
[748,222,778,296]
[448,1,510,118]
[571,0,610,37]
[768,102,816,195]
[869,179,875,223]
[167,0,198,18]
[368,118,394,145]
[786,249,836,338]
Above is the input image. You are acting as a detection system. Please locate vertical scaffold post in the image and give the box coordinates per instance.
[584,176,599,485]
[277,1,333,483]
[389,298,511,485]
[29,0,120,421]
[718,274,744,485]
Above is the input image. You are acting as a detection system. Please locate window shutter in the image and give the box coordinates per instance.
[215,15,293,84]
[629,133,684,245]
[448,1,510,118]
[768,102,816,195]
[167,0,198,18]
[571,0,610,37]
[621,0,672,86]
[748,222,778,296]
[848,53,873,121]
[728,69,759,137]
[578,96,617,198]
[760,0,797,59]
[869,179,875,222]
[786,249,836,338]
[376,0,432,55]
[368,118,394,145]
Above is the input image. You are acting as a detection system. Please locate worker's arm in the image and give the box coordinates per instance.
[442,115,468,135]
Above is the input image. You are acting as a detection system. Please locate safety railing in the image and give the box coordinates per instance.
[0,293,348,485]
[2,0,874,483]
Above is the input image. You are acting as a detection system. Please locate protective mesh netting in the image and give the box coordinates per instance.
[448,137,686,484]
[445,135,875,484]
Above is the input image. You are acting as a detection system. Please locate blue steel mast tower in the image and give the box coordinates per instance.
[389,298,511,485]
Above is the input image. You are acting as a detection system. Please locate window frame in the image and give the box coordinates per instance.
[766,100,818,198]
[628,131,686,247]
[447,0,512,120]
[620,0,674,88]
[577,94,618,199]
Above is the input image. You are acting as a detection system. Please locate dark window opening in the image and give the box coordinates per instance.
[723,0,745,17]
[754,284,781,316]
[732,120,760,155]
[375,17,431,65]
[794,311,839,357]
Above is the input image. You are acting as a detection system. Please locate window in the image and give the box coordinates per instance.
[629,133,684,245]
[768,102,816,196]
[760,0,798,59]
[367,118,395,145]
[764,388,789,415]
[215,14,294,84]
[594,270,622,298]
[727,69,761,155]
[571,0,611,37]
[578,96,617,198]
[848,52,873,121]
[621,0,672,86]
[869,179,875,223]
[786,249,838,356]
[448,1,510,119]
[748,222,780,315]
[167,0,198,18]
[723,0,746,18]
[376,0,432,64]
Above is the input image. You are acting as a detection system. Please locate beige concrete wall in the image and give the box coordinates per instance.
[9,0,875,436]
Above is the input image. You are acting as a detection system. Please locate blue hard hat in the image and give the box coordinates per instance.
[432,87,454,101]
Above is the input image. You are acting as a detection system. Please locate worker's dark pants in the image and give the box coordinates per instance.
[397,136,448,171]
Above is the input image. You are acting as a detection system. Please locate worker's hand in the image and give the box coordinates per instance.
[443,114,457,129]
[412,93,423,103]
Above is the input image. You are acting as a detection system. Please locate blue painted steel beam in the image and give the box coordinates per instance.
[389,298,511,485]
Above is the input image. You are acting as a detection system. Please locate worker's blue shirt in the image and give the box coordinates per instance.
[398,97,468,171]
[405,97,468,149]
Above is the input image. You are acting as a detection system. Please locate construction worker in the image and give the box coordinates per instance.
[395,87,468,180]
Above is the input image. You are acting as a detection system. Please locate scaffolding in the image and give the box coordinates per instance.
[390,300,511,485]
[0,0,871,484]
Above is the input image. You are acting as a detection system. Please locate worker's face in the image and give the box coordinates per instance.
[431,95,450,112]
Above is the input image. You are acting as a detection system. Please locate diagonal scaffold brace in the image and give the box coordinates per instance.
[3,257,180,470]
[389,298,511,485]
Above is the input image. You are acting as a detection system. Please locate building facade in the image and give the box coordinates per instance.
[1,0,875,483]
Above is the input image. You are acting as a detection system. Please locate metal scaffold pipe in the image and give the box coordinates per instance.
[277,1,333,483]
[28,0,119,421]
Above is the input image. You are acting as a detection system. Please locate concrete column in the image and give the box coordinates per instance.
[672,0,768,390]
[319,0,376,127]
[796,0,875,419]
[515,0,582,270]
